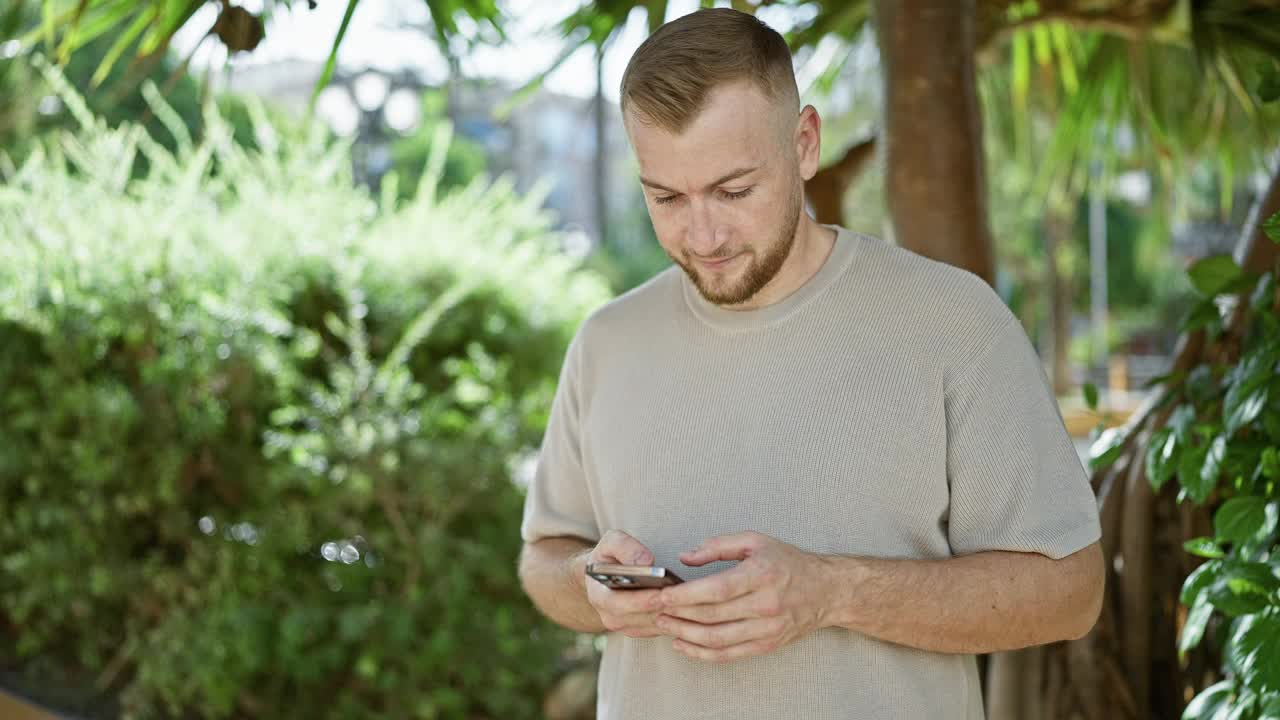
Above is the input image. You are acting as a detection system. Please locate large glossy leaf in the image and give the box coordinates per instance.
[1200,434,1229,496]
[1205,561,1280,616]
[1180,596,1215,660]
[1087,425,1127,471]
[1181,441,1216,504]
[1215,497,1280,545]
[1182,679,1233,720]
[1190,254,1245,297]
[1185,537,1227,560]
[1227,386,1269,436]
[1228,610,1280,695]
[1183,559,1224,606]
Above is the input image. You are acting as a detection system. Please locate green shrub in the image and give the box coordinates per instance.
[1090,210,1280,719]
[0,58,611,719]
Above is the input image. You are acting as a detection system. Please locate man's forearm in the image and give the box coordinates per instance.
[518,537,606,634]
[818,547,1100,654]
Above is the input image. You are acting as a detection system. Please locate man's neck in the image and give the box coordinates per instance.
[728,218,837,312]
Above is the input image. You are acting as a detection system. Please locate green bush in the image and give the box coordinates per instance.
[0,58,611,719]
[1090,211,1280,719]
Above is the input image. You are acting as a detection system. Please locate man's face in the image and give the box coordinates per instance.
[625,80,803,307]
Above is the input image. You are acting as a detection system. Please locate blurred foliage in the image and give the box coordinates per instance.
[0,14,291,177]
[388,88,487,202]
[0,21,203,165]
[0,57,611,719]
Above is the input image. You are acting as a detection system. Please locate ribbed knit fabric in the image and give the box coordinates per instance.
[521,225,1103,720]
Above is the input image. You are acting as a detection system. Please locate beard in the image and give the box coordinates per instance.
[671,184,804,307]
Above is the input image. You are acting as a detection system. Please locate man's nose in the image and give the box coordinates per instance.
[687,199,724,256]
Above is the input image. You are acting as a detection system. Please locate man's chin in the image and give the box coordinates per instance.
[693,276,757,306]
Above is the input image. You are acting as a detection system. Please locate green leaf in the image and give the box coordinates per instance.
[1182,559,1224,606]
[1262,447,1280,481]
[1229,610,1280,695]
[91,6,157,88]
[1260,692,1280,720]
[1265,212,1280,244]
[1189,254,1244,296]
[1083,381,1099,410]
[1206,562,1280,616]
[1227,386,1270,435]
[1180,441,1215,504]
[1251,272,1276,314]
[1185,537,1226,559]
[1148,427,1179,492]
[1144,368,1187,390]
[1088,426,1127,471]
[1187,364,1217,404]
[1182,298,1222,332]
[1224,345,1279,431]
[1260,63,1280,103]
[1215,497,1280,546]
[1201,434,1228,493]
[41,0,56,53]
[1180,596,1215,660]
[1170,404,1199,445]
[1183,680,1233,720]
[309,0,361,114]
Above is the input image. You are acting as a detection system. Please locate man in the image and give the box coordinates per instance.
[518,8,1104,720]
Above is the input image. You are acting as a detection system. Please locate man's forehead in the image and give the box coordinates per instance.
[626,90,778,186]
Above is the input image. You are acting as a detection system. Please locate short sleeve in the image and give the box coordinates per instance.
[944,315,1101,560]
[520,329,601,545]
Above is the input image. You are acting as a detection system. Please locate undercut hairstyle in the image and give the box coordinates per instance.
[620,8,800,134]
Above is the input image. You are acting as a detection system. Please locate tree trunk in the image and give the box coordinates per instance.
[804,136,877,226]
[876,0,995,286]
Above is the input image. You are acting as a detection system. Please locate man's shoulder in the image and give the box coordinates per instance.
[575,264,683,349]
[847,232,1016,361]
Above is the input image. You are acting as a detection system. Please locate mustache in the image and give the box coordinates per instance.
[686,249,742,261]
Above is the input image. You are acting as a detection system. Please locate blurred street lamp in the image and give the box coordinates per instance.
[353,71,391,112]
[313,70,425,192]
[383,89,422,134]
[316,86,359,137]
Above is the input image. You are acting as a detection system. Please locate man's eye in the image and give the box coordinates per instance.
[653,195,680,205]
[720,187,754,201]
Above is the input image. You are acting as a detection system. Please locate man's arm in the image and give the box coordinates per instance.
[820,540,1105,654]
[648,532,1104,664]
[517,536,607,634]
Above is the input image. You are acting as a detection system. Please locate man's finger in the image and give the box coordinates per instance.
[611,611,665,636]
[673,636,776,664]
[679,531,765,565]
[656,614,779,650]
[603,587,665,614]
[660,565,753,606]
[658,591,765,624]
[596,532,654,565]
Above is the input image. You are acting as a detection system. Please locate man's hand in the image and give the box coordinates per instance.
[655,531,830,663]
[584,529,668,639]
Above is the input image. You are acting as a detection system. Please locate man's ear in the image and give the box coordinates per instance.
[794,105,822,182]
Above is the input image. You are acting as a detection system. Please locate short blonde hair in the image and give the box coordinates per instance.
[620,8,799,133]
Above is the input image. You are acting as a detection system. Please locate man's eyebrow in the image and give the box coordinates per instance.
[639,166,761,194]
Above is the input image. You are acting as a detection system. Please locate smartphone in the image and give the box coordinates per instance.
[586,562,685,589]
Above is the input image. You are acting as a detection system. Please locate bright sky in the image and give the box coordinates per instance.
[174,0,828,102]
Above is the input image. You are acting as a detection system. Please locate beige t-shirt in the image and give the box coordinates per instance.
[521,225,1102,720]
